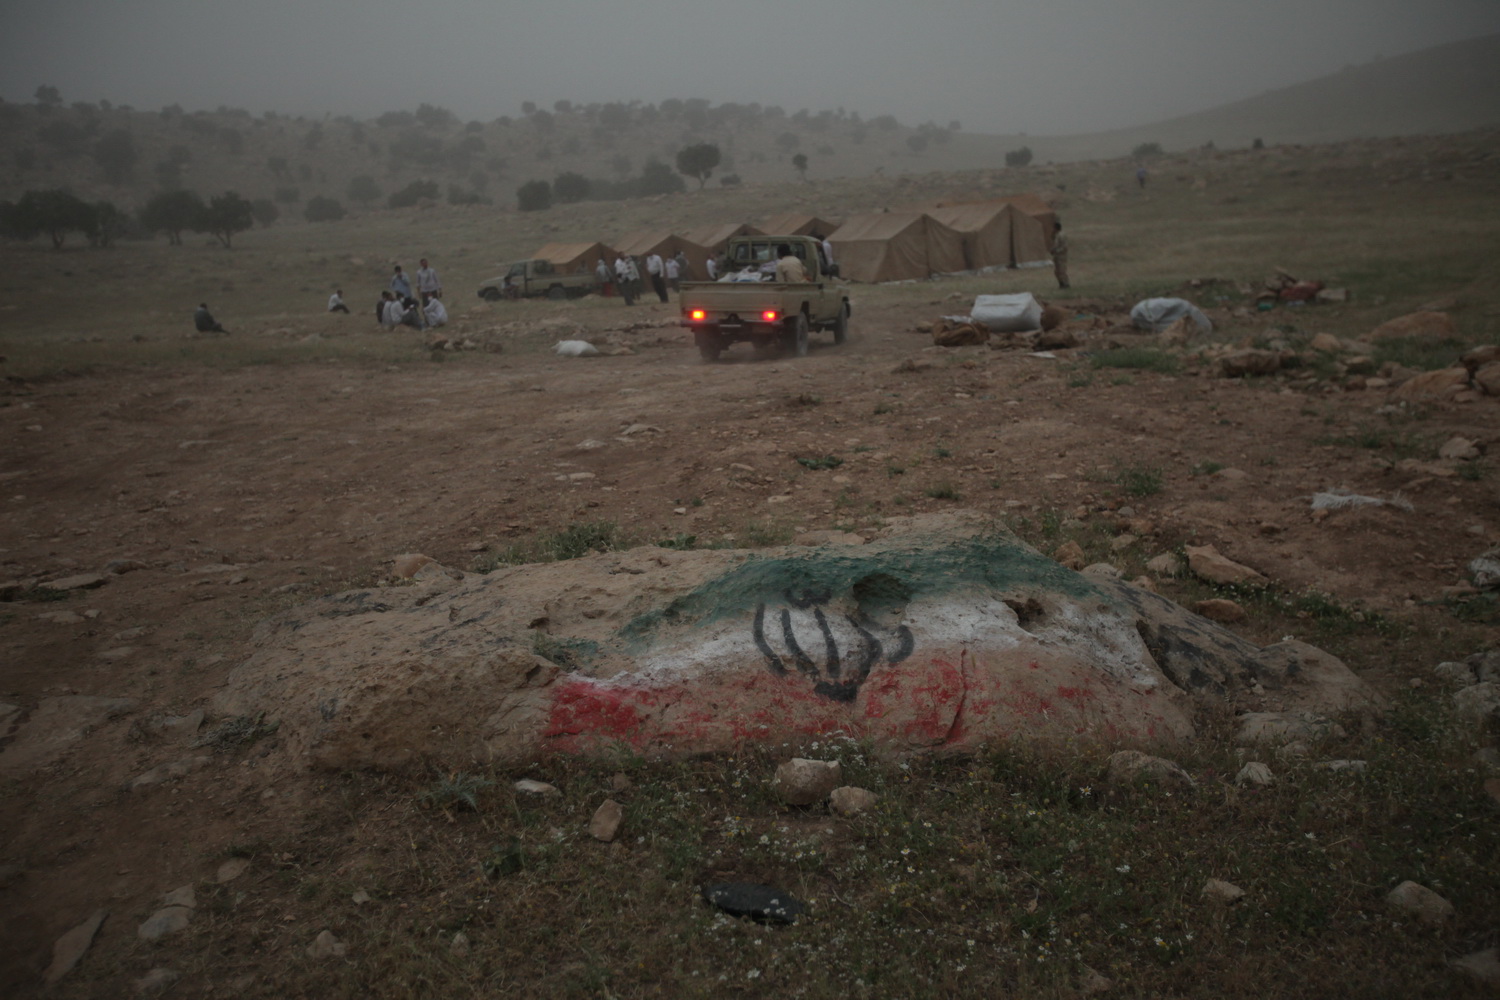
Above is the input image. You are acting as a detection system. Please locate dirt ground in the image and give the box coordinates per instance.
[2,287,1497,993]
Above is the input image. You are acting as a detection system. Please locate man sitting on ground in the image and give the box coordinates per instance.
[193,303,227,333]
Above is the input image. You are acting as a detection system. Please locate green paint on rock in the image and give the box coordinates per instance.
[618,531,1102,649]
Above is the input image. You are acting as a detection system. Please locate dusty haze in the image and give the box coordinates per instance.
[2,0,1499,136]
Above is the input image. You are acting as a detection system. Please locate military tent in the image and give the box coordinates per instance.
[612,230,713,282]
[757,213,840,238]
[926,196,1056,270]
[826,212,966,284]
[680,222,762,255]
[533,241,618,276]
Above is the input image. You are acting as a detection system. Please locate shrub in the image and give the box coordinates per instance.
[1132,141,1164,159]
[387,179,440,208]
[1005,146,1034,167]
[303,196,345,222]
[516,179,552,212]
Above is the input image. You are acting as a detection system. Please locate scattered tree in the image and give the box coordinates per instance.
[303,196,345,222]
[637,160,685,196]
[1131,141,1164,159]
[34,84,62,107]
[553,171,590,203]
[93,129,137,184]
[346,175,382,206]
[200,191,254,247]
[6,189,96,248]
[387,179,440,208]
[1252,137,1265,150]
[516,179,552,212]
[140,189,205,245]
[87,201,128,247]
[250,198,280,227]
[1005,146,1034,168]
[674,143,721,189]
[791,153,808,180]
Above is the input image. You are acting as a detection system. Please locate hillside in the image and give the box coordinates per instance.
[1,33,1498,216]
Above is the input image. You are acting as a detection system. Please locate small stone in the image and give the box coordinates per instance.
[772,758,843,806]
[609,772,632,792]
[1386,880,1453,924]
[306,929,348,959]
[1314,759,1368,774]
[828,786,879,816]
[589,799,624,842]
[1185,544,1267,586]
[1080,965,1113,994]
[1453,683,1500,724]
[1104,750,1195,791]
[1145,552,1184,577]
[1203,878,1245,904]
[137,906,193,941]
[351,890,372,905]
[1433,661,1477,687]
[390,553,436,579]
[513,779,561,797]
[1052,540,1086,570]
[1237,711,1342,746]
[216,858,250,883]
[44,908,108,984]
[701,882,805,924]
[1234,762,1274,787]
[41,572,108,591]
[161,885,197,910]
[1452,948,1500,987]
[1439,437,1481,461]
[450,931,471,956]
[134,967,179,994]
[131,755,211,789]
[1193,598,1246,623]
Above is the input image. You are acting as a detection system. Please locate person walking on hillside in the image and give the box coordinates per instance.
[665,254,681,293]
[193,303,227,333]
[415,258,442,299]
[390,264,412,299]
[614,255,637,305]
[328,289,350,314]
[645,251,669,302]
[1136,166,1148,189]
[1051,221,1070,289]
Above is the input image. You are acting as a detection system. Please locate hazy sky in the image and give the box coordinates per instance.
[3,0,1498,135]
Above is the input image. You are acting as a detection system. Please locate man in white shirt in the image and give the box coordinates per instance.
[328,289,350,313]
[423,295,448,327]
[665,255,680,292]
[645,252,668,302]
[415,258,442,299]
[614,256,637,305]
[706,256,718,280]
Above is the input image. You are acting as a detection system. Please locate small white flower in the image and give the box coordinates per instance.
[747,969,761,980]
[1115,863,1131,873]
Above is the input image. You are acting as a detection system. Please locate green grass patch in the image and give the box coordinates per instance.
[476,520,628,570]
[1089,348,1181,374]
[797,455,844,471]
[1113,463,1165,497]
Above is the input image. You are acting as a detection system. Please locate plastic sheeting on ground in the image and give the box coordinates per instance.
[971,293,1042,333]
[1130,298,1213,333]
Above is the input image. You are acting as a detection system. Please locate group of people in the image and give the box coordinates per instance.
[599,249,695,305]
[332,257,449,330]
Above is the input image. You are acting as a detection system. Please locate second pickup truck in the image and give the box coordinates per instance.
[678,235,850,361]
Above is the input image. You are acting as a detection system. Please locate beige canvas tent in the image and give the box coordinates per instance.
[532,241,618,275]
[680,222,762,255]
[926,195,1056,270]
[612,230,713,282]
[757,213,840,238]
[826,212,966,284]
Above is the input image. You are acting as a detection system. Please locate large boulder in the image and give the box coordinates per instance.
[1368,311,1455,341]
[214,513,1381,770]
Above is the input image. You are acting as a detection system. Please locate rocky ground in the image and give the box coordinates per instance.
[2,285,1498,994]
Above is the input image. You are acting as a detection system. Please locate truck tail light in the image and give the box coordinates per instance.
[689,309,707,321]
[762,310,779,322]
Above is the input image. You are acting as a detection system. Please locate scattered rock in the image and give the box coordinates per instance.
[1052,540,1086,570]
[1470,549,1500,590]
[1369,311,1455,341]
[0,702,20,741]
[1438,437,1481,461]
[1035,327,1079,350]
[1079,965,1114,994]
[1391,367,1471,403]
[514,779,561,797]
[1202,878,1245,904]
[351,889,372,905]
[1238,711,1343,746]
[1453,683,1500,724]
[1473,362,1500,396]
[772,758,843,806]
[1145,552,1184,577]
[1193,598,1246,623]
[1308,332,1342,353]
[44,909,108,984]
[1433,661,1477,687]
[701,882,805,924]
[1314,759,1368,774]
[450,931,471,957]
[1104,750,1195,791]
[389,553,436,579]
[1234,762,1274,787]
[1220,349,1284,377]
[216,858,250,883]
[161,885,197,910]
[131,755,212,789]
[1452,948,1500,987]
[1386,880,1453,924]
[828,786,879,816]
[1185,545,1267,586]
[41,572,108,591]
[589,799,624,842]
[610,772,632,793]
[0,696,137,779]
[306,929,347,959]
[137,906,193,941]
[134,968,180,994]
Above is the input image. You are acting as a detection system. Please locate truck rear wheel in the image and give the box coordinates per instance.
[832,302,849,345]
[547,284,566,300]
[787,313,809,357]
[695,328,724,362]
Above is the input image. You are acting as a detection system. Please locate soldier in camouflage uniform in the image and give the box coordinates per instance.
[1051,221,1070,289]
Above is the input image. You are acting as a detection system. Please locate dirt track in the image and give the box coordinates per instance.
[1,293,1497,990]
